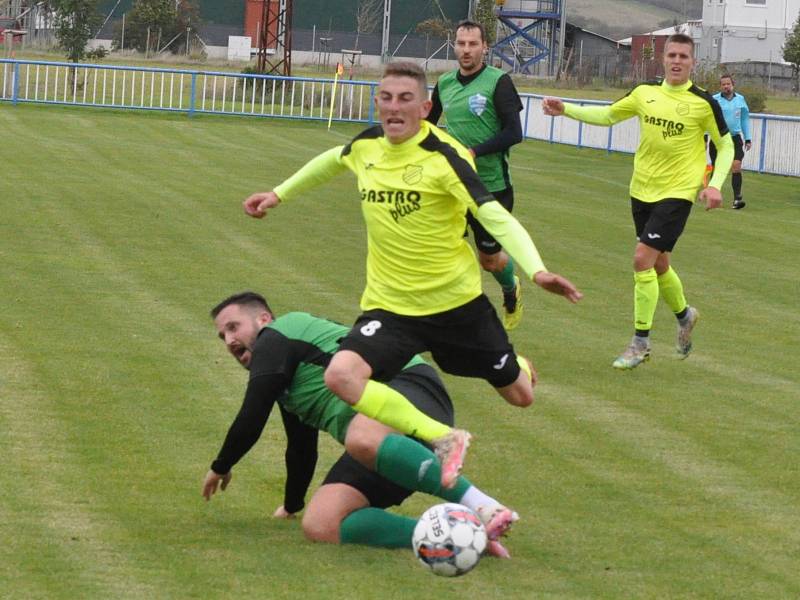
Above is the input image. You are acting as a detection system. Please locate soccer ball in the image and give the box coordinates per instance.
[412,503,487,577]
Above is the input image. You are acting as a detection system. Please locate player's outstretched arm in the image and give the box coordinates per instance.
[533,272,583,304]
[202,469,232,501]
[545,94,635,126]
[244,191,281,218]
[473,202,582,303]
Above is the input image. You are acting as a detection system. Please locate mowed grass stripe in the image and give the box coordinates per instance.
[0,335,166,599]
[2,104,798,598]
[463,380,799,596]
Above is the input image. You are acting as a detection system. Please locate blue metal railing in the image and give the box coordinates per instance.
[2,59,799,177]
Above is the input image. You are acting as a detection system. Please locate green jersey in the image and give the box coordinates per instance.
[211,312,426,473]
[563,79,734,203]
[435,66,511,192]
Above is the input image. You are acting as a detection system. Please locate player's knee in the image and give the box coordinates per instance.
[302,512,340,544]
[325,353,370,404]
[344,428,380,468]
[323,365,345,395]
[507,387,534,407]
[324,362,357,401]
[496,377,534,407]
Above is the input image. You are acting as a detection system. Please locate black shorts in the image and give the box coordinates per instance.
[709,134,744,163]
[321,363,455,508]
[465,187,514,255]
[631,198,693,253]
[338,294,520,388]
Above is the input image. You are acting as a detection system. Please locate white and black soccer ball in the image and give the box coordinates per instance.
[412,503,487,577]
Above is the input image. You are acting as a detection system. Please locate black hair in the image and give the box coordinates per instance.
[210,291,273,319]
[456,19,486,43]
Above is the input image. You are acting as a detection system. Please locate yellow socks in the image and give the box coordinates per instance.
[634,268,659,332]
[657,266,688,315]
[353,380,451,442]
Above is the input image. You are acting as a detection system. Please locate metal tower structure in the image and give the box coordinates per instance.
[491,0,565,76]
[257,0,293,75]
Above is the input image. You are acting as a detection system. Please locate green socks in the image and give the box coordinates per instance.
[657,266,688,315]
[353,380,451,442]
[340,508,416,548]
[493,257,517,291]
[340,435,495,550]
[375,434,471,502]
[633,268,659,332]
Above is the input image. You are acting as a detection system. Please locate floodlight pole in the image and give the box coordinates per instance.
[381,0,392,63]
[557,0,567,77]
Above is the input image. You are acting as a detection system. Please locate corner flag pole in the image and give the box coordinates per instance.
[328,63,344,130]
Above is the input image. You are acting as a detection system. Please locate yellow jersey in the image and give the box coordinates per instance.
[274,121,546,315]
[564,79,734,203]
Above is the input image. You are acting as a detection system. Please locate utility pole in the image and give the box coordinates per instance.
[381,0,391,62]
[557,0,567,76]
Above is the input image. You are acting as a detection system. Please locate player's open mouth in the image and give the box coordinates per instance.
[387,118,404,126]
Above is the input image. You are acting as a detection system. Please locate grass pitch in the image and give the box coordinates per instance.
[0,103,798,599]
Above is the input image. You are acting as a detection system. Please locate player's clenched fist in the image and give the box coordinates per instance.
[541,97,565,117]
[243,191,281,218]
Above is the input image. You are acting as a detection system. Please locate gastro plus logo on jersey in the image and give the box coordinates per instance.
[360,188,422,222]
[644,114,685,139]
[468,93,488,116]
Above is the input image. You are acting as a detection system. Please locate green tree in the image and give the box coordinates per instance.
[354,0,382,50]
[50,0,101,63]
[473,0,497,45]
[783,11,800,94]
[416,18,454,40]
[113,0,200,55]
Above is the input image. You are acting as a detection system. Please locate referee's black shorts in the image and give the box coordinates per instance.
[709,134,745,163]
[321,363,454,508]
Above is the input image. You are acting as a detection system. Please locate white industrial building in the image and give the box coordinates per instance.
[697,0,800,64]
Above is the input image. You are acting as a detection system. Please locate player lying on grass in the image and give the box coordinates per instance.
[243,61,582,489]
[202,292,518,557]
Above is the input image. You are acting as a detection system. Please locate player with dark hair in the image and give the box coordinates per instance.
[243,61,582,489]
[202,292,517,556]
[543,33,734,369]
[710,74,751,209]
[428,19,526,330]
